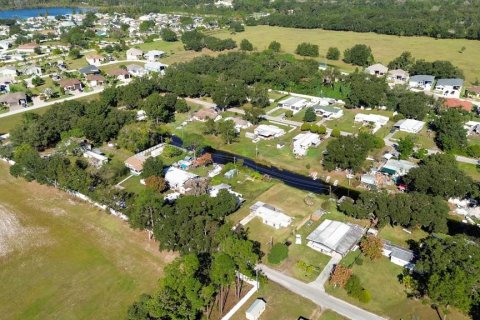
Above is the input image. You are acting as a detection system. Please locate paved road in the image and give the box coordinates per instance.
[259,264,386,320]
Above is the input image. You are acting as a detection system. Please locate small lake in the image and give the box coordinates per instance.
[0,7,92,19]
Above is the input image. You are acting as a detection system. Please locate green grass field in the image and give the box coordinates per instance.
[326,256,469,320]
[215,26,480,83]
[230,282,321,320]
[0,163,175,319]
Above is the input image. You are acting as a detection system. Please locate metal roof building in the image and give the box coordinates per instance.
[306,219,364,256]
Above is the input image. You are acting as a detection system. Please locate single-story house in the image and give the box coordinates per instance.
[164,167,199,194]
[435,78,464,98]
[387,69,409,84]
[83,150,109,168]
[144,50,165,62]
[78,65,100,75]
[380,159,417,176]
[365,63,388,77]
[192,108,219,122]
[125,155,147,175]
[382,241,415,268]
[444,98,473,112]
[17,42,39,53]
[408,75,435,91]
[0,66,17,77]
[354,113,389,133]
[360,174,377,188]
[144,61,167,74]
[21,65,42,76]
[85,54,105,66]
[250,201,292,229]
[466,86,480,99]
[59,78,83,92]
[292,132,321,156]
[464,121,480,135]
[278,97,308,112]
[86,74,105,87]
[224,116,252,132]
[0,39,11,51]
[107,69,131,80]
[313,104,343,119]
[254,124,285,139]
[0,92,27,109]
[126,48,144,61]
[246,299,266,320]
[306,219,365,256]
[126,64,146,77]
[393,119,425,133]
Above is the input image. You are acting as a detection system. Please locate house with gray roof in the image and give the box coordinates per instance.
[435,78,464,98]
[408,75,435,91]
[278,96,308,113]
[0,66,17,78]
[306,219,365,256]
[380,159,417,176]
[382,240,415,268]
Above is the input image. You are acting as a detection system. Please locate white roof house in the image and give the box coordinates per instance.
[365,63,388,77]
[394,119,425,133]
[434,78,464,98]
[144,50,165,62]
[293,132,321,156]
[209,183,244,202]
[144,62,168,74]
[250,201,292,229]
[306,219,365,256]
[313,104,343,119]
[277,97,308,112]
[246,299,266,320]
[164,167,199,194]
[83,150,109,168]
[0,66,17,77]
[126,48,143,61]
[380,159,417,176]
[354,113,389,133]
[126,64,146,77]
[387,69,409,84]
[254,124,285,139]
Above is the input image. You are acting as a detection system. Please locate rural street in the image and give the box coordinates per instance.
[259,264,386,320]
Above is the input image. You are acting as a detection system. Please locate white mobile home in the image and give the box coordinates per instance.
[292,132,321,156]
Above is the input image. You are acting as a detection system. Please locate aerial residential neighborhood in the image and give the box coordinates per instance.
[0,2,480,320]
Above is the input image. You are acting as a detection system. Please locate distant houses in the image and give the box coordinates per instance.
[313,104,343,119]
[393,119,425,133]
[365,63,388,77]
[292,132,321,156]
[59,79,83,92]
[0,92,27,110]
[85,54,105,66]
[277,97,308,113]
[126,48,144,61]
[434,78,464,98]
[254,124,285,139]
[387,69,409,85]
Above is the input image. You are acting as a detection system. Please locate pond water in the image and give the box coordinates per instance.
[0,7,92,19]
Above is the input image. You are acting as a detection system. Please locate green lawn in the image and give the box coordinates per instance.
[100,62,145,74]
[391,129,438,150]
[214,25,480,83]
[326,256,470,320]
[230,282,321,320]
[119,174,145,194]
[0,163,174,319]
[319,310,349,320]
[325,108,394,136]
[458,162,480,181]
[378,225,429,249]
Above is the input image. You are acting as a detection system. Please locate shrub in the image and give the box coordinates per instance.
[355,257,364,265]
[240,39,253,51]
[318,125,327,135]
[326,47,340,60]
[303,107,317,122]
[467,144,480,158]
[295,42,319,57]
[145,176,167,192]
[345,274,363,298]
[359,289,372,303]
[284,110,293,118]
[267,243,288,264]
[301,123,311,131]
[163,145,183,158]
[160,27,178,42]
[268,41,281,52]
[175,99,190,113]
[331,128,341,137]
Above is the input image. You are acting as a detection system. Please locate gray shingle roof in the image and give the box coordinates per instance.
[436,78,464,87]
